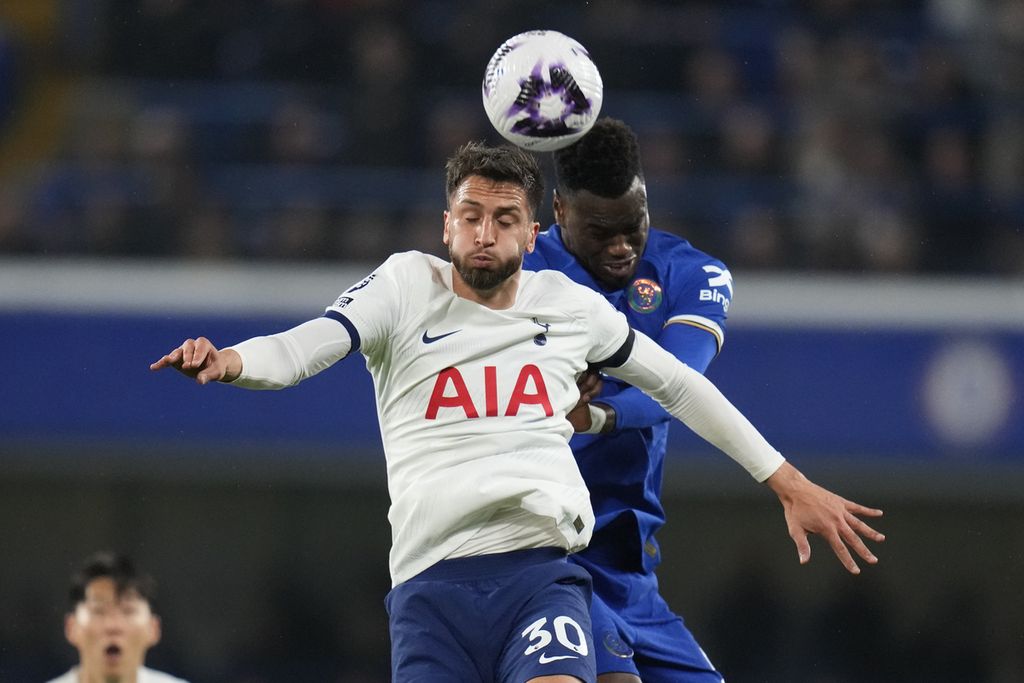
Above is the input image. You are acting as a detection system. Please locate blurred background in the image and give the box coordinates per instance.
[0,0,1022,681]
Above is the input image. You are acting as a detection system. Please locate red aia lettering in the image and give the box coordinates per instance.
[425,364,553,419]
[505,364,552,416]
[425,367,478,420]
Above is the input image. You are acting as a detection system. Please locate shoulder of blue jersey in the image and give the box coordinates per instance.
[646,229,729,283]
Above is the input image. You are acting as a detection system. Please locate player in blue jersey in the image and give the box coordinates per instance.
[525,118,882,683]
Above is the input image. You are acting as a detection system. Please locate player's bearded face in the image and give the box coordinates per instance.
[445,177,537,293]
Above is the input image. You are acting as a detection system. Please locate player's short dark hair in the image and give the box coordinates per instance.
[554,118,644,198]
[68,551,159,612]
[445,141,545,218]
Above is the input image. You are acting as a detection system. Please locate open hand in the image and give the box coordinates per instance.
[766,462,885,574]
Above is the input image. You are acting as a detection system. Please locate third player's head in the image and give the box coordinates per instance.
[64,551,163,682]
[553,118,651,291]
[443,142,543,295]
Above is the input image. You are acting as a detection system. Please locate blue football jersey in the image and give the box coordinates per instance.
[524,225,732,573]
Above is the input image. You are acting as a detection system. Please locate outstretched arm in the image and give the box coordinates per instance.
[150,317,353,389]
[603,329,884,573]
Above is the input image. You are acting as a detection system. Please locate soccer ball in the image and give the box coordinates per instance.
[482,30,603,152]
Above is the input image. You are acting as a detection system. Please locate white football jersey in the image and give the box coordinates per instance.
[327,251,631,585]
[45,667,189,683]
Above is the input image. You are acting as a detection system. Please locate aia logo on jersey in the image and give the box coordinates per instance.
[699,265,732,311]
[425,364,553,419]
[628,278,662,313]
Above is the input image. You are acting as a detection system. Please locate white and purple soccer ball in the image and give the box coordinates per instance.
[482,30,603,152]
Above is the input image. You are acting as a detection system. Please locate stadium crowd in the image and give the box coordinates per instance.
[0,0,1021,273]
[0,3,1021,683]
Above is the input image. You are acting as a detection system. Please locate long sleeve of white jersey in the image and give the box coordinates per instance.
[227,317,352,389]
[604,330,785,482]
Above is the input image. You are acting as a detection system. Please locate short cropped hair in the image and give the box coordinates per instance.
[554,118,644,198]
[445,142,545,218]
[68,551,159,612]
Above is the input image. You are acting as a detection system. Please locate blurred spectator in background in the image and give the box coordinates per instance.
[0,18,19,133]
[0,1,1019,273]
[46,551,188,683]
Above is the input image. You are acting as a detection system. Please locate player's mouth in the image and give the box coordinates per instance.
[600,257,636,279]
[103,643,123,663]
[469,253,496,267]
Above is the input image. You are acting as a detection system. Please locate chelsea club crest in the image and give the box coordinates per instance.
[628,278,662,313]
[602,631,635,659]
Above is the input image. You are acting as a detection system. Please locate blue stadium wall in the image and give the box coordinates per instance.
[2,258,1021,483]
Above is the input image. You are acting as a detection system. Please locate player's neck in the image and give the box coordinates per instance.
[78,665,137,683]
[451,269,522,310]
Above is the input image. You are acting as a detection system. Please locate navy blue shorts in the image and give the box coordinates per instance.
[573,553,723,683]
[386,547,597,683]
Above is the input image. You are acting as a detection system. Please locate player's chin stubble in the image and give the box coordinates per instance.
[450,248,522,293]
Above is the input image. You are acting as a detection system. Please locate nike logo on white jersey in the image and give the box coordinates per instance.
[421,329,461,344]
[538,653,579,664]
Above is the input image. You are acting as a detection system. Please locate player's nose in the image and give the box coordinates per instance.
[605,234,632,256]
[476,217,498,245]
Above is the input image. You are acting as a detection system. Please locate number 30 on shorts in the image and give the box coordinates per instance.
[521,616,590,656]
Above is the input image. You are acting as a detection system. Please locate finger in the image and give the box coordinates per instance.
[827,532,860,574]
[180,339,197,368]
[577,373,600,395]
[839,523,878,565]
[191,338,213,370]
[150,347,183,370]
[196,365,221,385]
[846,511,886,543]
[844,500,884,517]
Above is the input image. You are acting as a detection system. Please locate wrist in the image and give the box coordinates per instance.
[583,402,616,434]
[764,461,800,500]
[221,348,243,383]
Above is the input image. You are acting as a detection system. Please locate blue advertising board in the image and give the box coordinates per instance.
[1,261,1021,466]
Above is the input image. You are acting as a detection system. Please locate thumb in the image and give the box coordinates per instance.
[196,367,221,385]
[792,530,811,564]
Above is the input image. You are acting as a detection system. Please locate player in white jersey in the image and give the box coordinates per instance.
[47,667,186,683]
[151,142,884,683]
[46,551,189,683]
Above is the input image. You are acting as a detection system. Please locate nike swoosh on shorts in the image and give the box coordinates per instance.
[538,653,579,664]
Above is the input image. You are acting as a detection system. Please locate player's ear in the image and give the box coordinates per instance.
[64,613,79,646]
[147,614,162,648]
[442,210,452,246]
[552,190,565,225]
[525,221,539,253]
